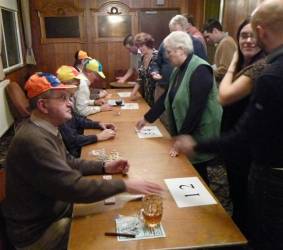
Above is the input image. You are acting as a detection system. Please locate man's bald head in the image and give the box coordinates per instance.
[251,0,283,34]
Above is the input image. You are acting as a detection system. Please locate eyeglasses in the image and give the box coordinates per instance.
[42,94,73,102]
[239,32,255,40]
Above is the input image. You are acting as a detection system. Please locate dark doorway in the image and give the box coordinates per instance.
[139,9,179,49]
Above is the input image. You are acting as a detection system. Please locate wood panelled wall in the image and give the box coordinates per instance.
[29,0,200,83]
[8,0,263,85]
[222,0,264,39]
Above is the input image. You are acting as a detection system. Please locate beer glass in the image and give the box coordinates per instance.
[140,194,163,228]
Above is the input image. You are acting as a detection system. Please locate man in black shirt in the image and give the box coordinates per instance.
[174,1,283,249]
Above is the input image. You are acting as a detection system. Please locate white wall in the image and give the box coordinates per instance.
[0,0,18,10]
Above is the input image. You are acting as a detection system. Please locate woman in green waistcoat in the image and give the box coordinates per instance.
[136,31,222,183]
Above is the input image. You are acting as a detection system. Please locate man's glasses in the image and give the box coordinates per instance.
[42,94,73,102]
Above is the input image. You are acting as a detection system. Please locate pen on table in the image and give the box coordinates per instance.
[104,232,136,238]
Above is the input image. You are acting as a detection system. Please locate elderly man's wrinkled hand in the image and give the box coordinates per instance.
[104,159,129,174]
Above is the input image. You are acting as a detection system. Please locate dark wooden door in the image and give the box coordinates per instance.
[139,9,179,49]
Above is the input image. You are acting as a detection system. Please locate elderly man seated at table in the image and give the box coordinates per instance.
[75,58,112,116]
[136,31,222,184]
[1,72,163,250]
[57,65,117,157]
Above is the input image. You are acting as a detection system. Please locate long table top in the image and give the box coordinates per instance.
[68,89,247,250]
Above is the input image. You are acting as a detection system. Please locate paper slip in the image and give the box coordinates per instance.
[73,194,144,217]
[117,92,131,98]
[107,99,124,106]
[116,216,166,241]
[121,103,139,110]
[127,81,137,85]
[165,177,217,208]
[137,126,163,138]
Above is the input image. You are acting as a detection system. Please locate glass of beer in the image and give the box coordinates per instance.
[140,194,163,228]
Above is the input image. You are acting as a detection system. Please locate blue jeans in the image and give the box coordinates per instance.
[248,164,283,250]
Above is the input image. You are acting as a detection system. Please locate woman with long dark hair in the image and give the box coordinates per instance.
[218,17,266,234]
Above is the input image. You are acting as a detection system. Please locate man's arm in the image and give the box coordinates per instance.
[73,113,102,130]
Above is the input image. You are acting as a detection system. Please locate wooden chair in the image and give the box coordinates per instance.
[5,81,30,129]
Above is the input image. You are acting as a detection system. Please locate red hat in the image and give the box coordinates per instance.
[25,72,77,99]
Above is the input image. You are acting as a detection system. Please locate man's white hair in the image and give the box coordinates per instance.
[169,15,189,31]
[163,31,193,55]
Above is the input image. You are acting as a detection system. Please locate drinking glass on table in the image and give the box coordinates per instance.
[139,194,163,228]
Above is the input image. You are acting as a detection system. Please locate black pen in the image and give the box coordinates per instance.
[104,232,136,238]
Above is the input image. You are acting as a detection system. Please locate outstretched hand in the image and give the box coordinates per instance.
[136,117,147,131]
[173,135,197,158]
[124,179,164,195]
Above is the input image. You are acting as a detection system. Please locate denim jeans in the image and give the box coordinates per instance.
[248,164,283,250]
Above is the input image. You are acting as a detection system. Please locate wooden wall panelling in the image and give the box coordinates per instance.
[187,0,205,30]
[37,1,86,44]
[29,0,196,82]
[222,0,264,39]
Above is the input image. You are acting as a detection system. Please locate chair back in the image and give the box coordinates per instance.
[5,81,30,128]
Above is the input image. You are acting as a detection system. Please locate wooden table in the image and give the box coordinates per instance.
[68,90,247,250]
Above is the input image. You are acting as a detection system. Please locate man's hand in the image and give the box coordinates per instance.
[104,159,129,174]
[99,122,117,131]
[99,90,108,98]
[100,104,113,112]
[124,180,164,194]
[151,72,163,80]
[173,135,197,158]
[169,146,179,157]
[136,117,147,131]
[96,129,116,141]
[94,98,106,106]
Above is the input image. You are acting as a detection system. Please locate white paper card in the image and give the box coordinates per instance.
[165,177,217,208]
[137,126,163,138]
[116,216,166,241]
[121,103,139,110]
[118,92,131,98]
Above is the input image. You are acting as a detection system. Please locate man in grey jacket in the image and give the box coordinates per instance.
[1,72,162,250]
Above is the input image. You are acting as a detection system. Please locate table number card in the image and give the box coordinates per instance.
[137,126,163,138]
[164,177,217,207]
[121,103,139,110]
[117,92,131,98]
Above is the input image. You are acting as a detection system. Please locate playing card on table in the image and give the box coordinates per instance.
[136,126,163,138]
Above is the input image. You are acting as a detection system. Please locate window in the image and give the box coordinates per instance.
[0,4,23,72]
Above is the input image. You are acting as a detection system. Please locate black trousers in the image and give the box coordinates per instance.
[248,164,283,250]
